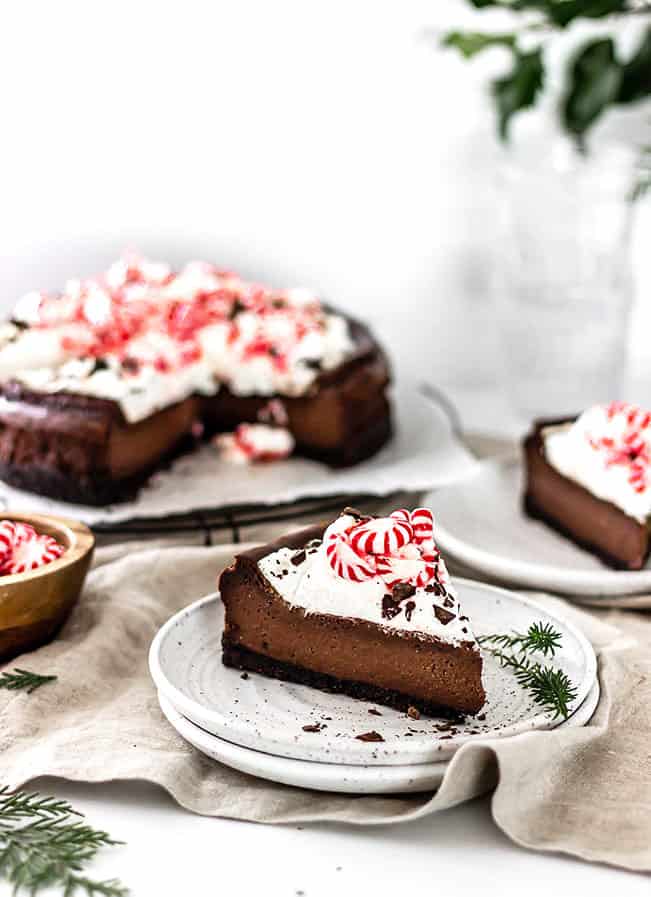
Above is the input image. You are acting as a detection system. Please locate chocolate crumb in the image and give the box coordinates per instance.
[291,550,306,566]
[477,713,486,721]
[228,298,246,319]
[240,672,249,680]
[302,723,326,733]
[355,731,384,743]
[434,605,456,625]
[443,595,455,608]
[407,706,421,721]
[368,708,382,716]
[404,600,416,622]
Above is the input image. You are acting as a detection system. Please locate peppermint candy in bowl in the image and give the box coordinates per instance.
[0,512,94,661]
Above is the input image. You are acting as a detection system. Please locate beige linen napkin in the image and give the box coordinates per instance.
[1,541,650,871]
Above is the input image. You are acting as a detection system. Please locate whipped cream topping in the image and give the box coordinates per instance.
[257,510,478,646]
[0,254,355,423]
[213,423,295,464]
[543,402,651,522]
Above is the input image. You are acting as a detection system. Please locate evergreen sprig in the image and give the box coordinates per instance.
[0,787,127,896]
[478,621,562,657]
[479,621,578,719]
[0,669,57,695]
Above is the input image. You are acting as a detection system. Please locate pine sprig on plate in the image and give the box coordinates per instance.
[478,621,578,720]
[0,669,57,694]
[478,621,562,658]
[0,787,127,896]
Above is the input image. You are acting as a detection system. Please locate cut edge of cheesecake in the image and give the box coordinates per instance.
[523,418,651,571]
[219,523,486,718]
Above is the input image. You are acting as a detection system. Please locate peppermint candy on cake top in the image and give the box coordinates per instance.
[324,508,443,591]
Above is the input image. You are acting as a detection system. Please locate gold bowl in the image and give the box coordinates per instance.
[0,512,95,662]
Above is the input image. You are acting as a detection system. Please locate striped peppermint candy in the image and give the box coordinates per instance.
[349,516,413,556]
[410,508,434,545]
[2,533,64,575]
[375,555,437,590]
[325,532,376,582]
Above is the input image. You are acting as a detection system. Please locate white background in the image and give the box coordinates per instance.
[2,2,650,893]
[0,0,649,392]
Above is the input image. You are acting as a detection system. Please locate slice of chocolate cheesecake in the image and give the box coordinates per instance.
[524,402,651,570]
[220,508,485,717]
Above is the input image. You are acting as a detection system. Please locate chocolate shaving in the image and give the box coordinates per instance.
[228,298,246,320]
[291,550,306,566]
[90,357,109,374]
[392,582,416,602]
[240,672,249,680]
[342,506,371,522]
[443,595,455,608]
[355,731,384,743]
[434,605,456,625]
[368,708,382,716]
[404,600,416,622]
[381,595,402,621]
[407,706,421,720]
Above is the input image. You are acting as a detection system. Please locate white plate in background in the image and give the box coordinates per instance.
[430,457,651,600]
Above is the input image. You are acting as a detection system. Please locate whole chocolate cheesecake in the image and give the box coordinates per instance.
[220,507,486,717]
[0,256,392,505]
[524,402,651,570]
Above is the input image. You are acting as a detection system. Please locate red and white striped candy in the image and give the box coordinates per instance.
[349,516,413,556]
[410,508,434,545]
[375,555,437,590]
[326,533,376,582]
[2,533,64,575]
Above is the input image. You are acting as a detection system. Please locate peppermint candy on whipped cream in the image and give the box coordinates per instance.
[324,508,441,590]
[213,423,295,464]
[543,401,651,522]
[0,520,64,575]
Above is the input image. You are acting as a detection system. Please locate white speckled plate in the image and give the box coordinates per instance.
[430,457,651,602]
[149,580,597,766]
[158,680,600,794]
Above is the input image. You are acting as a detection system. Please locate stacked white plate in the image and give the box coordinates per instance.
[149,580,599,794]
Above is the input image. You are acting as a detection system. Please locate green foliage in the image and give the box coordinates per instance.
[493,48,545,138]
[0,669,57,695]
[562,38,622,140]
[478,621,578,719]
[442,31,516,58]
[0,787,127,896]
[442,3,651,148]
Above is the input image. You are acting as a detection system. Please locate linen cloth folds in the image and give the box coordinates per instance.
[1,539,650,872]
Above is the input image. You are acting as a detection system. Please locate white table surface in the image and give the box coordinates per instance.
[31,777,647,896]
[26,386,650,894]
